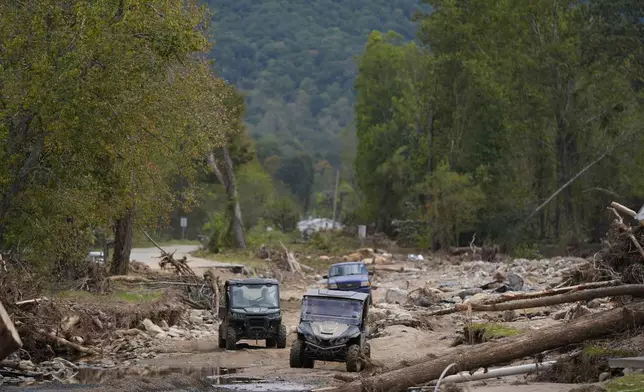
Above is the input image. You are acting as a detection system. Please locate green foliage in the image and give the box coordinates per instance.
[512,244,544,260]
[236,161,276,228]
[203,212,232,254]
[0,0,238,271]
[245,222,295,249]
[205,0,424,168]
[420,161,486,247]
[354,0,644,248]
[266,196,301,232]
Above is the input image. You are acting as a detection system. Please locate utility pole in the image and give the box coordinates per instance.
[331,169,340,229]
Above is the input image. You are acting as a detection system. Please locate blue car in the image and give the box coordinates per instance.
[323,262,372,305]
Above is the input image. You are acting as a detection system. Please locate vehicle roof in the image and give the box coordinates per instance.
[329,261,366,267]
[226,278,280,285]
[303,288,369,302]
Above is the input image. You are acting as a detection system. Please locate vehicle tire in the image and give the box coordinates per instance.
[363,342,371,359]
[218,323,226,349]
[303,357,314,368]
[346,344,362,372]
[289,339,304,368]
[226,326,236,350]
[361,342,371,368]
[276,323,287,349]
[266,338,276,348]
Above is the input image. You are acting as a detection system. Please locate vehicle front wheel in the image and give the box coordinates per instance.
[289,339,304,368]
[226,326,236,350]
[276,323,287,349]
[218,324,226,349]
[346,344,362,372]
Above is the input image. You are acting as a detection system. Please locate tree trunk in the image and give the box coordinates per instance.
[207,148,246,250]
[0,302,22,361]
[332,301,644,392]
[223,147,246,250]
[111,207,135,275]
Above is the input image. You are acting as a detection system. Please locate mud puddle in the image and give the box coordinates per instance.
[70,365,313,392]
[72,364,242,384]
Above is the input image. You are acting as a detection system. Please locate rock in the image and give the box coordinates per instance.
[553,308,568,320]
[384,288,409,304]
[159,320,170,331]
[72,336,84,344]
[100,358,116,368]
[458,287,483,299]
[493,271,506,282]
[189,310,204,324]
[503,310,517,322]
[598,372,611,382]
[507,273,524,291]
[18,360,35,371]
[395,312,414,321]
[343,252,362,262]
[142,318,165,336]
[368,308,387,324]
[373,256,388,264]
[319,255,330,261]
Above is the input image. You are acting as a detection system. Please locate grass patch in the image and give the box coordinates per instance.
[607,374,644,392]
[457,322,523,345]
[55,288,164,304]
[583,345,638,358]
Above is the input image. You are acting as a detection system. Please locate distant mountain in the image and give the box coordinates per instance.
[204,0,424,166]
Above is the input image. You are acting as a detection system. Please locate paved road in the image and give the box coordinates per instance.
[130,245,244,270]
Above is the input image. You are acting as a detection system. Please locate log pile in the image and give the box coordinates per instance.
[256,243,311,274]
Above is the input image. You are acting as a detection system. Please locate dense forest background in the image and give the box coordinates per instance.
[1,0,642,277]
[188,0,644,255]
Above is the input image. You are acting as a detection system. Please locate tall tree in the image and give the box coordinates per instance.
[0,1,237,275]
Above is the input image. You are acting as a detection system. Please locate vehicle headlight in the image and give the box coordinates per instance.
[231,311,244,319]
[267,311,281,319]
[360,281,371,287]
[328,283,338,289]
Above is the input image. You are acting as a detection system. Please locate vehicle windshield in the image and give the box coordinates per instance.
[301,296,363,325]
[229,284,279,308]
[328,264,366,277]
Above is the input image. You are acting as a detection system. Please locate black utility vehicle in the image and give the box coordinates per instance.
[218,278,287,350]
[289,289,371,372]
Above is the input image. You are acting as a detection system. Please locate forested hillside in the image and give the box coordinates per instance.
[204,0,424,167]
[355,0,644,252]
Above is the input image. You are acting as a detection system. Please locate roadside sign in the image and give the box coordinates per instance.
[180,217,187,228]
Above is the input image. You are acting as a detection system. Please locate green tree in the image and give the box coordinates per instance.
[0,1,237,275]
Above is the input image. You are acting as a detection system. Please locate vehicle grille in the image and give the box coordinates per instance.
[248,318,266,328]
[337,282,360,289]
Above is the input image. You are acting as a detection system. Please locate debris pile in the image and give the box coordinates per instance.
[332,201,644,392]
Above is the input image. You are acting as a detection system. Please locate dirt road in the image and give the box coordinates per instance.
[130,245,244,271]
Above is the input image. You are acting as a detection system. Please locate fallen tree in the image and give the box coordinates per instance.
[480,279,623,305]
[0,302,22,361]
[332,300,644,392]
[428,284,644,316]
